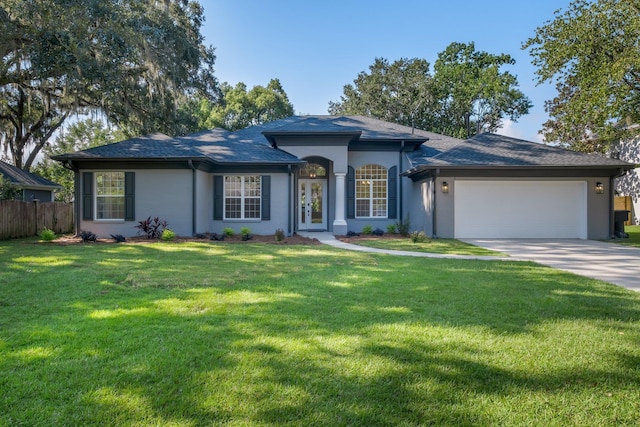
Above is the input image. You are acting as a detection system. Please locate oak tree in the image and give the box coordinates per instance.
[433,42,532,138]
[31,118,124,202]
[0,0,217,170]
[329,43,531,138]
[328,58,436,131]
[524,0,640,151]
[195,78,295,131]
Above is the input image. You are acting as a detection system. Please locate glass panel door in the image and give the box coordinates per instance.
[298,179,327,230]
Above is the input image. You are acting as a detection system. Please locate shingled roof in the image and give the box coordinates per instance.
[0,160,60,189]
[262,115,428,141]
[51,129,304,165]
[50,116,635,173]
[406,132,634,172]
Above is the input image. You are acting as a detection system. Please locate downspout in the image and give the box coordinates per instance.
[74,171,81,237]
[432,168,440,238]
[288,164,293,236]
[62,160,81,237]
[188,160,197,236]
[399,141,404,221]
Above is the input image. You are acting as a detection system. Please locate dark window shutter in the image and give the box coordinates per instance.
[213,176,223,220]
[347,166,355,219]
[261,175,271,220]
[388,166,397,219]
[124,172,135,221]
[82,172,93,220]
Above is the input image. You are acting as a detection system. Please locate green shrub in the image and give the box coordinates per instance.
[275,228,285,242]
[161,229,176,241]
[361,225,373,235]
[0,176,20,200]
[240,226,252,237]
[386,224,397,234]
[223,227,235,237]
[40,227,56,242]
[410,230,429,243]
[396,217,410,237]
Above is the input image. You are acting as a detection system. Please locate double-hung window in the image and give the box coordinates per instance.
[224,176,261,219]
[355,164,387,218]
[95,172,125,220]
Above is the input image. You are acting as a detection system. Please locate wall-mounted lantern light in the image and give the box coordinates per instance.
[441,181,449,194]
[595,182,604,194]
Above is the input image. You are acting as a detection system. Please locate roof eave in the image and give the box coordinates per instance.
[262,130,362,147]
[402,163,635,177]
[19,183,62,191]
[51,155,306,167]
[262,130,362,138]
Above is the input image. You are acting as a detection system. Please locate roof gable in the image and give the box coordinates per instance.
[263,115,428,144]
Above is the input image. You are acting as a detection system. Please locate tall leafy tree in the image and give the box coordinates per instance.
[0,0,218,170]
[195,79,294,131]
[0,175,19,200]
[433,42,532,138]
[329,43,531,138]
[328,58,436,131]
[524,0,640,151]
[32,118,125,202]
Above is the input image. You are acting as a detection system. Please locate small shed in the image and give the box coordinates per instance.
[0,160,61,201]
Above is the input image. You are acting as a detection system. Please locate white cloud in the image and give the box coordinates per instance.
[496,119,545,143]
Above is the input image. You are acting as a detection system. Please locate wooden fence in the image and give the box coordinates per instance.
[0,200,74,239]
[614,196,634,226]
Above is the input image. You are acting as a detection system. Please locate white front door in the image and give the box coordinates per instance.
[298,179,327,230]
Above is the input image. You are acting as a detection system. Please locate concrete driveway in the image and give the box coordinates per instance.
[463,239,640,292]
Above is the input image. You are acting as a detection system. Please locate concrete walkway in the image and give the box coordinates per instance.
[298,232,640,292]
[297,231,510,261]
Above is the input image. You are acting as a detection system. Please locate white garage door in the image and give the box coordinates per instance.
[454,180,588,239]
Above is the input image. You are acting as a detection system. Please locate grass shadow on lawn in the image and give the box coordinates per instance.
[2,241,640,426]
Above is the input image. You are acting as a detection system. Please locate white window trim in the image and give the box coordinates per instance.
[223,175,262,220]
[94,171,126,222]
[355,165,388,219]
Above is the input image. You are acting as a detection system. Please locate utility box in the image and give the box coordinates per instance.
[614,210,630,238]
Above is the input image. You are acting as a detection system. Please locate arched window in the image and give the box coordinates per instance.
[355,164,387,218]
[299,163,326,178]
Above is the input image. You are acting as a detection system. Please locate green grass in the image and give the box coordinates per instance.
[2,240,640,426]
[349,236,503,256]
[615,225,640,248]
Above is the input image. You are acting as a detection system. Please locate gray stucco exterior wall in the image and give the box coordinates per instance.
[434,177,455,238]
[408,179,434,236]
[209,172,291,236]
[79,169,193,238]
[195,169,212,234]
[587,177,613,239]
[345,151,402,234]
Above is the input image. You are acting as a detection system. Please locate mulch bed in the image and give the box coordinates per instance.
[48,233,321,246]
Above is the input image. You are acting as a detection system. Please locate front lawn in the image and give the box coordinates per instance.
[342,235,503,256]
[1,240,640,426]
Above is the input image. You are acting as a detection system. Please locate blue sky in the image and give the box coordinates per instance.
[202,1,573,143]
